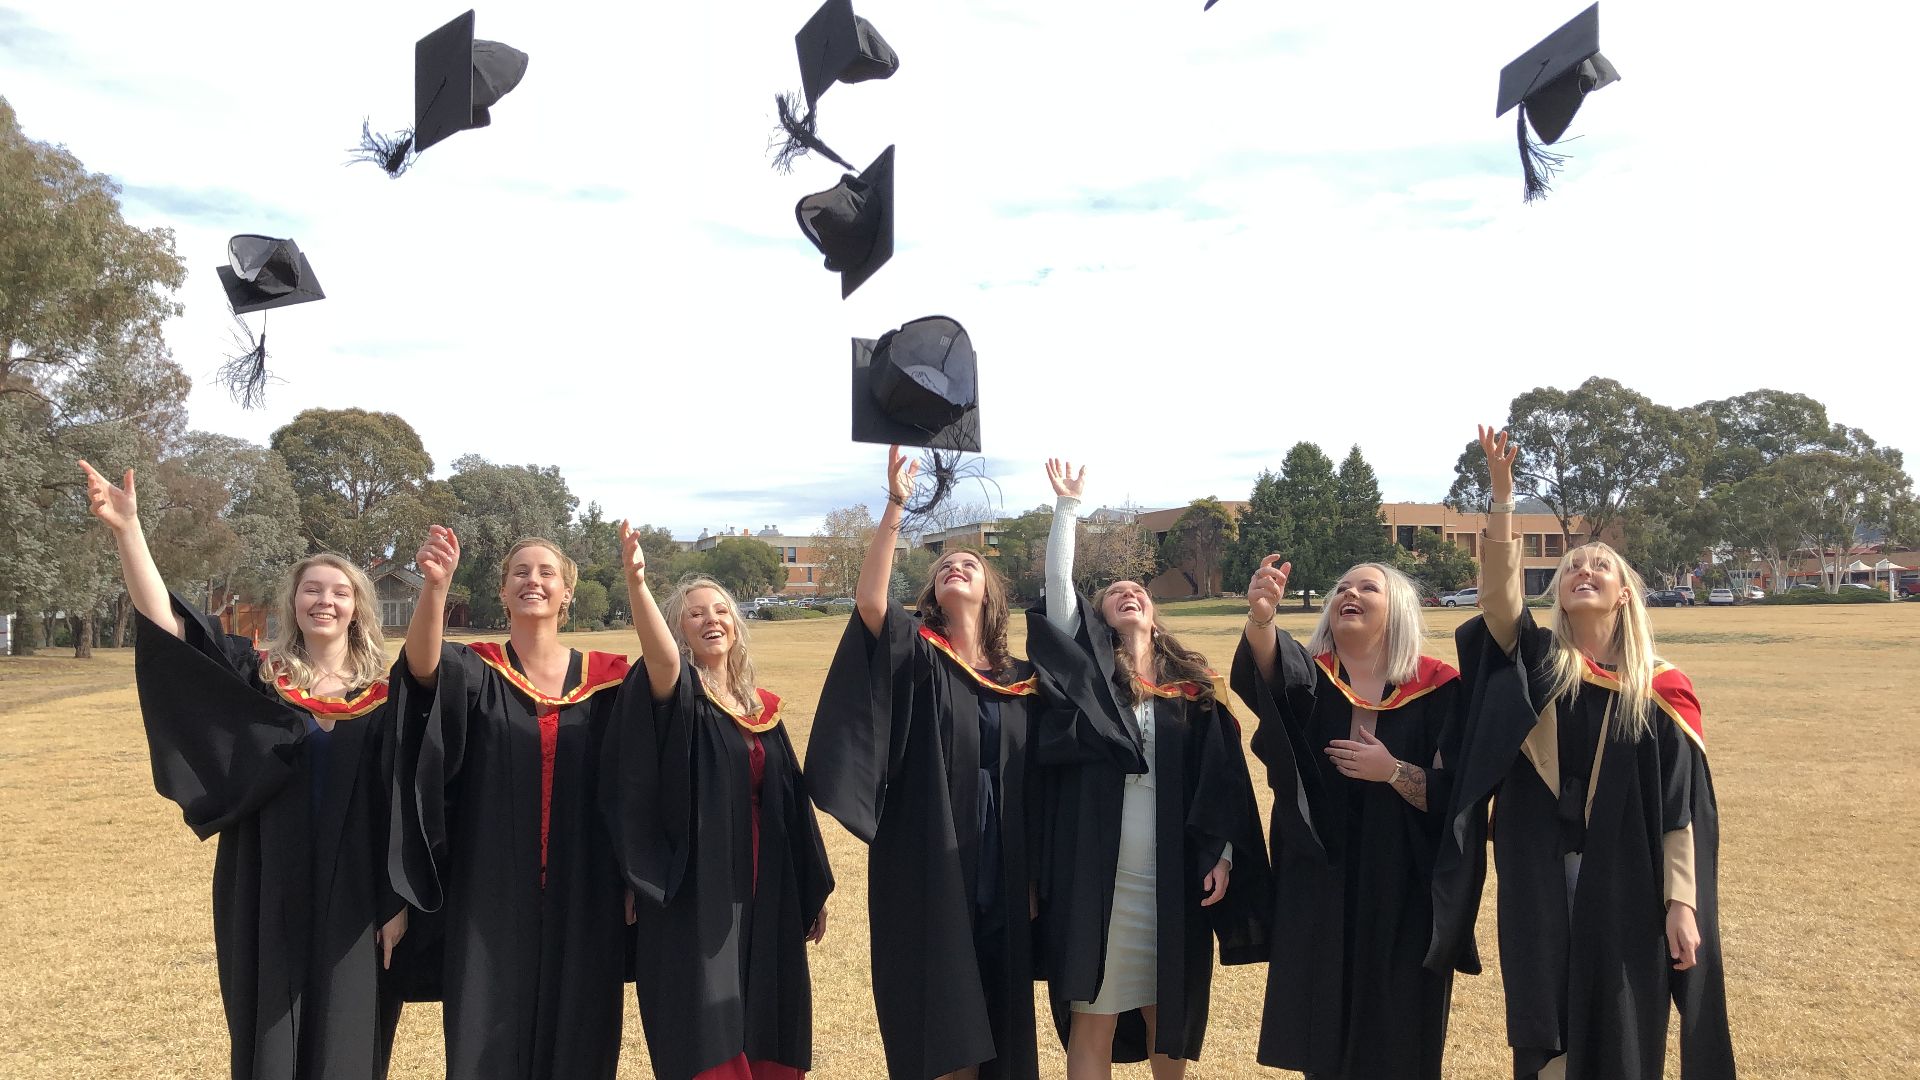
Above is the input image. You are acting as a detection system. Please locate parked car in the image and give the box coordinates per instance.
[1839,582,1874,591]
[1901,579,1920,599]
[1706,587,1736,606]
[1441,587,1479,608]
[1742,586,1766,600]
[1646,588,1689,607]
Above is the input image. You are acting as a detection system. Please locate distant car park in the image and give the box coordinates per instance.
[1647,589,1690,607]
[1674,585,1696,604]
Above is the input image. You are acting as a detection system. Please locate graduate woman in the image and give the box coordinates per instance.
[604,521,833,1080]
[1230,553,1463,1080]
[1428,428,1734,1080]
[392,527,632,1080]
[1024,460,1269,1078]
[83,461,414,1080]
[807,444,1044,1080]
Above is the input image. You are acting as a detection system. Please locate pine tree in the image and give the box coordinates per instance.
[1274,443,1340,608]
[1334,444,1393,569]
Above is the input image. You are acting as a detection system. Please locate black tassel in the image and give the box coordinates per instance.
[899,451,1002,530]
[346,118,417,177]
[769,92,856,173]
[1517,106,1567,204]
[219,316,272,409]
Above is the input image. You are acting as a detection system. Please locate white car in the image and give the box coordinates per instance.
[1441,588,1479,607]
[1742,586,1766,600]
[1706,587,1735,606]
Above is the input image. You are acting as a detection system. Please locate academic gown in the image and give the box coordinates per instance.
[603,663,834,1080]
[806,601,1043,1080]
[1229,629,1461,1080]
[388,641,632,1080]
[1430,613,1735,1080]
[133,595,420,1080]
[1024,599,1271,1064]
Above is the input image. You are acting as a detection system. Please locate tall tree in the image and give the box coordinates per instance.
[271,408,435,565]
[1392,529,1479,595]
[1073,518,1158,595]
[1777,436,1912,592]
[1333,444,1392,569]
[813,504,877,598]
[1273,443,1340,608]
[1160,497,1238,598]
[1223,470,1286,602]
[703,536,787,601]
[445,454,578,627]
[990,504,1054,602]
[1695,389,1840,489]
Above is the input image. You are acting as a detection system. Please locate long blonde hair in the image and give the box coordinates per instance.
[1541,542,1659,741]
[1305,562,1425,687]
[661,576,759,713]
[260,554,388,692]
[500,537,578,625]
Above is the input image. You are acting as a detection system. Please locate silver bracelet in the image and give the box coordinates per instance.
[1489,500,1515,514]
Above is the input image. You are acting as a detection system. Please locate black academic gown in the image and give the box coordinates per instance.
[603,664,834,1080]
[1230,629,1461,1080]
[133,596,415,1080]
[388,641,632,1080]
[1431,614,1736,1080]
[1025,599,1271,1064]
[806,601,1043,1080]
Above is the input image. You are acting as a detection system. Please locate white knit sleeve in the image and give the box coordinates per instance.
[1044,495,1081,630]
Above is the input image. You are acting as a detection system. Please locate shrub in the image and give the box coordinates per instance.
[759,605,833,621]
[1753,589,1894,605]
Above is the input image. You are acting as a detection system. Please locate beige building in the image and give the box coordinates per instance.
[694,526,829,594]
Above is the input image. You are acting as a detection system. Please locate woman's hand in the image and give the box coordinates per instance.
[1326,726,1397,782]
[806,907,828,944]
[1045,458,1086,500]
[1667,900,1701,971]
[417,525,460,590]
[1200,857,1231,907]
[378,908,409,970]
[618,519,647,587]
[886,444,919,510]
[79,460,140,534]
[1247,555,1290,624]
[1478,425,1518,501]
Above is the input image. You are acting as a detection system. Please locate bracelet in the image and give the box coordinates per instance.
[1247,612,1274,629]
[1388,760,1406,784]
[1489,500,1515,514]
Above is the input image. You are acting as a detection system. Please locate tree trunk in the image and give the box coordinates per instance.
[114,592,133,648]
[72,613,94,659]
[11,609,38,656]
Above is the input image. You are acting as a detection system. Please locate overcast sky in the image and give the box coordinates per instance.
[7,0,1915,538]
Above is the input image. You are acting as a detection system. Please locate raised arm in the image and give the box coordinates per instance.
[855,445,916,637]
[1042,458,1085,629]
[621,520,681,702]
[404,525,459,685]
[1474,426,1525,652]
[81,460,184,639]
[1241,554,1292,684]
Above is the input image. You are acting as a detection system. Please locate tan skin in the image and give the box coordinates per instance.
[81,460,408,966]
[620,524,826,943]
[1051,456,1223,1080]
[1476,425,1698,972]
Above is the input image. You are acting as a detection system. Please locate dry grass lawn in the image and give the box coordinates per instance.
[3,603,1916,1078]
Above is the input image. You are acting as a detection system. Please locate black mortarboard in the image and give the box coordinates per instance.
[348,9,528,177]
[214,236,325,408]
[771,0,897,172]
[796,144,895,298]
[851,316,979,453]
[1496,3,1619,203]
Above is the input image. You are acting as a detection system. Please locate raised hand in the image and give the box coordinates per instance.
[618,519,647,586]
[79,460,139,534]
[1477,425,1517,499]
[1247,554,1291,624]
[416,525,460,589]
[886,444,919,510]
[1045,457,1087,500]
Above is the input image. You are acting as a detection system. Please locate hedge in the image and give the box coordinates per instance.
[1752,589,1895,605]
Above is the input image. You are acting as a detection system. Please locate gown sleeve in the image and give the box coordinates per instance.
[133,596,301,840]
[1229,628,1327,858]
[1185,697,1273,964]
[388,642,486,912]
[604,662,698,906]
[804,599,926,843]
[776,723,837,923]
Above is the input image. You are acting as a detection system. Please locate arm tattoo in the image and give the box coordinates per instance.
[1390,763,1429,811]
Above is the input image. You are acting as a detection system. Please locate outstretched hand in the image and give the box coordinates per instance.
[79,460,139,534]
[416,525,460,589]
[1247,554,1290,623]
[618,519,647,586]
[1045,458,1087,500]
[1477,425,1518,498]
[886,444,919,510]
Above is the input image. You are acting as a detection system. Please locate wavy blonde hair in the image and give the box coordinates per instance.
[499,537,578,626]
[914,546,1014,677]
[661,576,758,713]
[1542,542,1660,741]
[1305,562,1425,687]
[260,554,388,692]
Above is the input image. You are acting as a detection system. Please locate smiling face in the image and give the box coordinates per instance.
[678,586,736,666]
[1099,579,1155,632]
[1328,565,1389,640]
[932,549,987,610]
[293,563,357,645]
[1557,544,1630,615]
[499,542,573,625]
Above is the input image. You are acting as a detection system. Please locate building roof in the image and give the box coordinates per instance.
[364,562,425,588]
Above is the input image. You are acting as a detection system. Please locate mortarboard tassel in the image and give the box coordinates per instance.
[218,316,271,410]
[347,118,418,178]
[1517,106,1569,204]
[771,92,857,174]
[898,451,1000,531]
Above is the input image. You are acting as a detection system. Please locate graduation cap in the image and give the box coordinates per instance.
[1496,3,1620,203]
[852,315,985,521]
[796,144,895,298]
[214,236,325,408]
[771,0,898,172]
[348,9,529,177]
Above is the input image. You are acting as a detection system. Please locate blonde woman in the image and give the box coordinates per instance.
[394,527,632,1080]
[1231,553,1463,1080]
[603,524,833,1080]
[1428,427,1734,1080]
[82,461,414,1080]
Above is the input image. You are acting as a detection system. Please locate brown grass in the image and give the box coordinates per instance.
[2,604,1916,1078]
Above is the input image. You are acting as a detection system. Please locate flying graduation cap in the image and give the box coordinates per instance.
[771,0,899,173]
[852,315,984,521]
[215,236,325,408]
[1497,3,1620,203]
[796,145,895,299]
[349,10,529,177]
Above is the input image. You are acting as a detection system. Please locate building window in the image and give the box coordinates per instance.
[1543,533,1564,558]
[787,547,798,563]
[1524,534,1544,558]
[805,567,814,583]
[1397,525,1418,550]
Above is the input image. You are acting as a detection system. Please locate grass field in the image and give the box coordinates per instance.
[3,603,1916,1078]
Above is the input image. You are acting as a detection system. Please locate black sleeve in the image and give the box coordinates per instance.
[1185,699,1273,965]
[1657,710,1696,834]
[780,725,837,924]
[1229,630,1328,860]
[804,600,927,843]
[603,663,698,905]
[387,643,485,913]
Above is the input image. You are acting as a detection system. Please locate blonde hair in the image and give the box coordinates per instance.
[1305,562,1425,688]
[661,576,758,713]
[914,547,1013,676]
[260,554,389,692]
[1095,580,1217,705]
[1541,542,1659,741]
[500,537,578,625]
